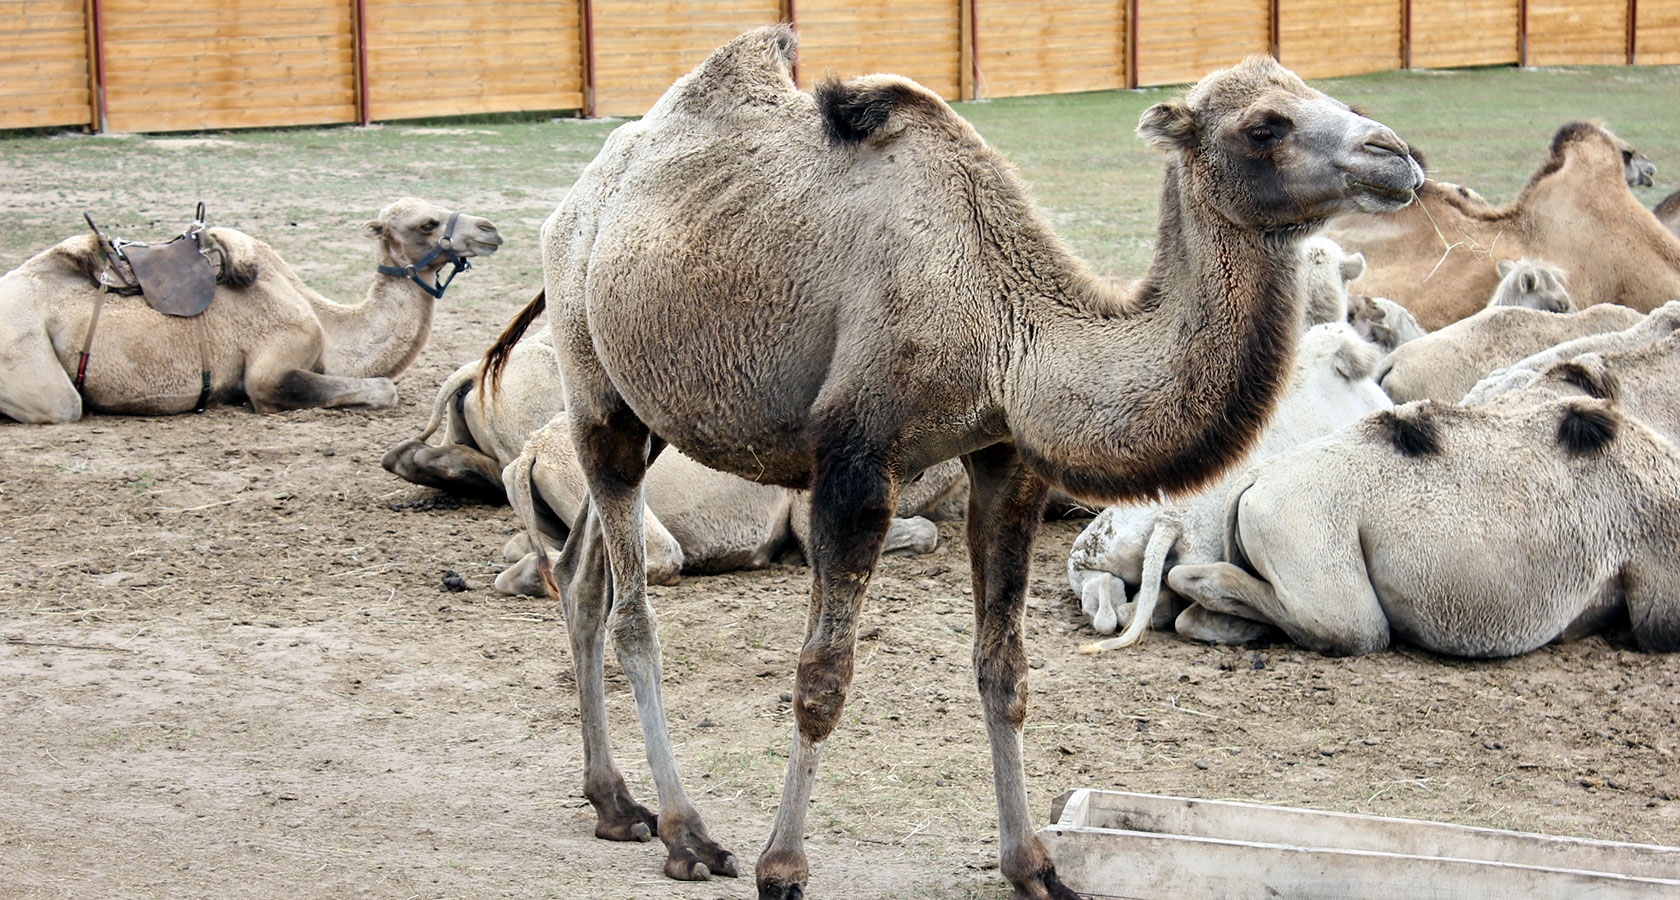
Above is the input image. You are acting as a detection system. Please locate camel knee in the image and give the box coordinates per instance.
[493,551,547,596]
[0,386,82,424]
[975,655,1029,727]
[793,649,855,742]
[1175,603,1275,644]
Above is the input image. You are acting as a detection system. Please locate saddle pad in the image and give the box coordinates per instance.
[124,237,216,317]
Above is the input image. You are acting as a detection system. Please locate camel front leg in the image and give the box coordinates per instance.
[756,434,896,900]
[570,413,736,881]
[245,367,397,413]
[963,444,1079,900]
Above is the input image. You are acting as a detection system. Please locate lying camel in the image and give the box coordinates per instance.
[488,26,1422,898]
[0,198,499,422]
[1378,303,1643,403]
[1656,188,1680,239]
[1326,122,1680,329]
[1346,294,1426,353]
[498,408,960,593]
[1067,322,1391,648]
[1299,236,1366,328]
[381,330,959,585]
[1168,398,1680,657]
[1490,258,1573,312]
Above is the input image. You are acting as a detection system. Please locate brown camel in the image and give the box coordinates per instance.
[1326,122,1680,330]
[488,28,1421,899]
[1658,188,1680,239]
[0,198,499,422]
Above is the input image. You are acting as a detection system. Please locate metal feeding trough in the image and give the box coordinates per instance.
[1037,789,1680,899]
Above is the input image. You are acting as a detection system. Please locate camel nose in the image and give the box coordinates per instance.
[1361,130,1407,159]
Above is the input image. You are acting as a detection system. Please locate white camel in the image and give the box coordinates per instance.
[1489,258,1574,312]
[1168,398,1680,657]
[1067,322,1392,648]
[1299,236,1367,328]
[1346,294,1427,353]
[0,198,499,422]
[1464,301,1680,407]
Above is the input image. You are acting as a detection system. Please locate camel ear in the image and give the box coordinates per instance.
[1340,252,1366,282]
[1138,100,1196,152]
[1496,259,1515,278]
[361,220,385,241]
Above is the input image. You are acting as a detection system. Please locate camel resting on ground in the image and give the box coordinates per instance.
[1656,189,1680,239]
[1346,294,1427,353]
[1489,258,1574,312]
[381,330,959,586]
[0,198,499,423]
[1299,236,1366,328]
[1378,303,1644,403]
[1168,398,1680,657]
[489,25,1422,898]
[1067,322,1392,648]
[1326,122,1680,329]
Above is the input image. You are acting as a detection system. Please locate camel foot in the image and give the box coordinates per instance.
[660,811,738,879]
[755,847,808,899]
[586,782,657,843]
[1011,865,1084,900]
[756,878,804,900]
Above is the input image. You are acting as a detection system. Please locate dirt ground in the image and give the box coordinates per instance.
[4,108,1680,898]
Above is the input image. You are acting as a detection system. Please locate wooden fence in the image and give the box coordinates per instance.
[3,0,1675,133]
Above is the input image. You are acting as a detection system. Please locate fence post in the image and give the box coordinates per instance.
[960,0,977,100]
[1401,0,1412,68]
[84,0,107,133]
[1125,0,1138,89]
[781,0,800,87]
[1518,0,1528,66]
[580,0,596,116]
[353,0,370,126]
[1627,0,1638,63]
[1268,0,1281,61]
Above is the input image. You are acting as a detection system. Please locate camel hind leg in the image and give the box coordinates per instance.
[565,400,735,881]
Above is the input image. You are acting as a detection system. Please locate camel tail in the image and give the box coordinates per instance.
[1081,513,1180,654]
[415,364,477,443]
[484,288,546,398]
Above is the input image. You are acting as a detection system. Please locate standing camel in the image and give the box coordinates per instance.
[1326,122,1680,330]
[0,198,499,422]
[491,28,1421,899]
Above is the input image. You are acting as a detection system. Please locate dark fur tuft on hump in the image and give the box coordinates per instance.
[1557,401,1618,457]
[1550,360,1620,401]
[817,78,923,145]
[1549,121,1600,158]
[1373,405,1443,458]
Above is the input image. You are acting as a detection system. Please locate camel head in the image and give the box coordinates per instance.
[361,198,503,272]
[1534,122,1656,193]
[1138,56,1424,229]
[1492,258,1574,313]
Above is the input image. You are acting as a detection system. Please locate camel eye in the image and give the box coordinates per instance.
[420,220,439,233]
[1247,125,1281,148]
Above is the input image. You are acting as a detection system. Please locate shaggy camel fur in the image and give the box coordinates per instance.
[498,410,959,594]
[1346,294,1426,353]
[1326,122,1680,329]
[0,199,499,422]
[1067,322,1391,649]
[489,26,1422,898]
[1378,303,1643,404]
[1299,236,1366,328]
[1658,189,1680,239]
[1490,258,1573,312]
[1168,399,1680,657]
[380,331,958,585]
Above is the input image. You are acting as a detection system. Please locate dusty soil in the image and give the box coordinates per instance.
[4,116,1680,900]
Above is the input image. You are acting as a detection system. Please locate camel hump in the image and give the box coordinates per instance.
[816,75,951,146]
[664,24,798,107]
[200,227,261,289]
[1548,355,1620,401]
[1372,403,1445,458]
[1556,400,1619,458]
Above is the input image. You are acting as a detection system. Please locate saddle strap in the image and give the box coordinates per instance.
[74,291,109,393]
[193,315,212,413]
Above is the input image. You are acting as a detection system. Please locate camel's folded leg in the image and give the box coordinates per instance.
[0,307,81,423]
[961,444,1080,900]
[567,415,735,882]
[1173,601,1275,644]
[380,438,506,501]
[882,515,938,556]
[247,368,397,413]
[1168,560,1389,657]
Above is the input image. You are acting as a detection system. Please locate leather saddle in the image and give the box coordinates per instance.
[84,202,221,317]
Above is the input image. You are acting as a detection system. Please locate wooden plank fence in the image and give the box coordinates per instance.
[2,0,1674,134]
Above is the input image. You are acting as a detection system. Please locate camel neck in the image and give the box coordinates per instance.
[309,264,436,378]
[1007,161,1304,503]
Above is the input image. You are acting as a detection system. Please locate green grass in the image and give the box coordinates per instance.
[3,64,1677,296]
